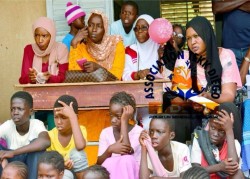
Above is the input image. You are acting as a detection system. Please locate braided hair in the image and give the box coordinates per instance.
[109,91,136,114]
[83,165,110,179]
[5,161,28,179]
[38,151,64,173]
[182,166,209,179]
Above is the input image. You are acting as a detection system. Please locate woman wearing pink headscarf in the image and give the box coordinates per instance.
[19,17,68,84]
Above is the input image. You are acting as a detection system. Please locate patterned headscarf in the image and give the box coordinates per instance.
[86,10,122,70]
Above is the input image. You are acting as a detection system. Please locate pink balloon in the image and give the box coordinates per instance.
[149,18,173,44]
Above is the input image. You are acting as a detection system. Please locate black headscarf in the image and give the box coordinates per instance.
[186,16,222,95]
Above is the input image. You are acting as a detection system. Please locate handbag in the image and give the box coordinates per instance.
[64,68,118,83]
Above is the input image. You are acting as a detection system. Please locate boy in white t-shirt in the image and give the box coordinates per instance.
[139,117,191,178]
[0,91,50,179]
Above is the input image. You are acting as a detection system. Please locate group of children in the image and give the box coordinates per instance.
[0,90,245,179]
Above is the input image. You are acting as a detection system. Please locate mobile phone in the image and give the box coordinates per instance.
[77,58,87,70]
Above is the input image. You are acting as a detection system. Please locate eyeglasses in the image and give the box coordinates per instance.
[133,26,149,32]
[173,32,184,39]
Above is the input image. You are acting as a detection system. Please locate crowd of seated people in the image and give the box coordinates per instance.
[1,0,249,178]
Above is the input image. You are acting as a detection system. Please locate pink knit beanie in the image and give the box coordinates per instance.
[65,2,86,25]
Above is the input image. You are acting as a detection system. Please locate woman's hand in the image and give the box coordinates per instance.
[43,71,51,82]
[28,68,37,83]
[83,61,101,73]
[71,27,88,48]
[158,44,165,59]
[108,135,131,155]
[136,69,150,80]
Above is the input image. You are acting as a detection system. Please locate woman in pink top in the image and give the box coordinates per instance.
[19,17,68,84]
[97,91,144,179]
[186,16,242,103]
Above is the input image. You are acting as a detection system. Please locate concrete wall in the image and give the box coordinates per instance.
[0,0,46,123]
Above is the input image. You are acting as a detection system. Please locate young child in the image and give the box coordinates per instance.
[47,95,88,179]
[1,161,28,179]
[0,91,50,179]
[191,102,244,179]
[82,165,110,179]
[139,117,191,178]
[37,151,65,179]
[62,2,88,51]
[110,1,138,47]
[97,91,144,179]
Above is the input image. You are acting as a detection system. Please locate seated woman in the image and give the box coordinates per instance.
[69,10,125,80]
[186,16,242,103]
[19,17,68,84]
[97,92,144,179]
[122,14,160,81]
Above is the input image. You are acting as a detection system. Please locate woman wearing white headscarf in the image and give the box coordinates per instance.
[122,14,160,81]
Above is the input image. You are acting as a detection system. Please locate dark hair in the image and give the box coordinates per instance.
[173,24,186,48]
[54,95,78,114]
[11,91,33,108]
[83,165,110,179]
[5,161,28,179]
[38,151,64,173]
[109,91,136,114]
[122,1,139,15]
[182,166,210,179]
[186,16,222,94]
[151,117,175,132]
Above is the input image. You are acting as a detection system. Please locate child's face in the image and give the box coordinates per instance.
[54,110,71,133]
[38,163,63,179]
[10,98,32,128]
[110,103,123,130]
[34,27,51,51]
[72,16,85,29]
[82,171,103,179]
[149,119,174,151]
[120,4,137,28]
[134,19,150,43]
[209,119,226,146]
[1,166,22,179]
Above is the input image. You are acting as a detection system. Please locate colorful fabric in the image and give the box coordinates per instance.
[65,2,86,25]
[0,119,47,150]
[47,125,87,159]
[19,44,68,84]
[86,10,123,70]
[32,17,68,74]
[241,99,250,171]
[110,19,136,47]
[62,33,74,51]
[69,40,125,80]
[191,138,241,179]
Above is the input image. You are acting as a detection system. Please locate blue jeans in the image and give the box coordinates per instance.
[230,47,248,68]
[0,144,44,179]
